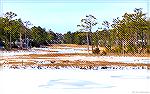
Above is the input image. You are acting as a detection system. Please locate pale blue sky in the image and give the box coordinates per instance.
[1,0,150,34]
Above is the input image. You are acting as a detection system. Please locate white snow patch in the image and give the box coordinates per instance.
[0,69,150,94]
[0,50,50,56]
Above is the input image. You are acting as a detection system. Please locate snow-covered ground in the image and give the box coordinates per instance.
[0,47,150,64]
[0,49,52,56]
[32,47,88,54]
[0,47,89,56]
[0,47,150,94]
[0,69,150,94]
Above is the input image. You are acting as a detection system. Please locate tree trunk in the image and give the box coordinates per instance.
[86,32,89,54]
[9,33,11,50]
[20,32,23,49]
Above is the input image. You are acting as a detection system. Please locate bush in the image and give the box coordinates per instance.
[100,50,107,56]
[146,48,150,53]
[126,45,138,53]
[92,48,100,54]
[112,46,122,53]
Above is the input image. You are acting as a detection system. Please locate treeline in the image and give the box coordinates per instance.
[0,12,63,50]
[63,8,150,54]
[0,8,150,54]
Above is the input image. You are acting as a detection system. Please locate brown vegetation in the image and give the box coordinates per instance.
[2,60,150,70]
[1,44,149,70]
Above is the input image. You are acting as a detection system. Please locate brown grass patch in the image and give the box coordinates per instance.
[22,60,150,69]
[21,53,82,58]
[2,60,150,70]
[106,53,150,57]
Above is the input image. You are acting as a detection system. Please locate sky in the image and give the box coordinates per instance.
[0,0,150,34]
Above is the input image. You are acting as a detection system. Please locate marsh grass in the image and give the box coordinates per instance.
[3,60,150,70]
[1,44,150,69]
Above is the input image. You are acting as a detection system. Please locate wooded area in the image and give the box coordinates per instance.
[0,8,150,54]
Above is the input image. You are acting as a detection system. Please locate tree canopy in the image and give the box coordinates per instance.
[0,8,150,54]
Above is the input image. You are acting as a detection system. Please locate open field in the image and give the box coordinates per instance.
[0,44,150,70]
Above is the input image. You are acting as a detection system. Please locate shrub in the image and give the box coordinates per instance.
[100,50,107,56]
[92,48,100,54]
[126,45,138,53]
[112,46,122,53]
[146,48,150,53]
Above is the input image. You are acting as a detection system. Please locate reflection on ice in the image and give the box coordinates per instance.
[39,79,114,89]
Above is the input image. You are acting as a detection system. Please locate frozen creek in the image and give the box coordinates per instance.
[0,68,150,94]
